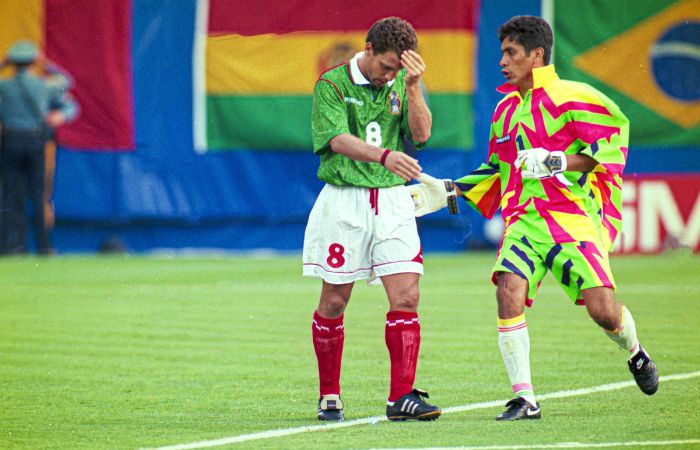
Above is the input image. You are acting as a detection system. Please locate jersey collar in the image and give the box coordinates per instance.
[496,64,559,94]
[349,51,395,87]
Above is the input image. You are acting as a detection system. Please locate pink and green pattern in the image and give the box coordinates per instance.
[456,65,628,250]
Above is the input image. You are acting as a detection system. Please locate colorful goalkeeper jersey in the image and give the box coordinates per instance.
[455,65,629,249]
[311,52,423,188]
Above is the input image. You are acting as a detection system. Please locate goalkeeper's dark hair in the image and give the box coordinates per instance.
[366,17,418,56]
[498,15,553,65]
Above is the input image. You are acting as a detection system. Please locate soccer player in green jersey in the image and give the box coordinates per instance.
[303,17,441,422]
[449,16,659,420]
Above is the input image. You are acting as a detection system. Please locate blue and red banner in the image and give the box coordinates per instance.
[1,0,134,150]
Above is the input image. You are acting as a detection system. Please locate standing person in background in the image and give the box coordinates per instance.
[0,40,78,255]
[447,15,658,420]
[303,17,441,422]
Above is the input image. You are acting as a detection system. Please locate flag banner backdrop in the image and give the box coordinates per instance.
[554,0,700,147]
[0,0,134,150]
[194,0,478,152]
[0,0,695,253]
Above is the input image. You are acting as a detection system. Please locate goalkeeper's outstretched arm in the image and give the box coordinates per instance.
[406,173,459,217]
[453,161,501,219]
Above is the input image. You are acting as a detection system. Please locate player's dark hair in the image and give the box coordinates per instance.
[498,15,553,65]
[366,17,418,56]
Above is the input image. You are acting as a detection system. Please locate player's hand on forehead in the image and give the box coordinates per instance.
[400,49,423,65]
[401,50,425,83]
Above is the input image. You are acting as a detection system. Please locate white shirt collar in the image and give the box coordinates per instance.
[349,51,395,87]
[349,52,370,85]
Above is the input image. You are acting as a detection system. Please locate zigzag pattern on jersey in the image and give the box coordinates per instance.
[457,86,626,248]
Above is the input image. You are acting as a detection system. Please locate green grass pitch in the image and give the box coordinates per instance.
[1,251,699,449]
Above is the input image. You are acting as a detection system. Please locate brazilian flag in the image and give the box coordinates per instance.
[554,0,699,147]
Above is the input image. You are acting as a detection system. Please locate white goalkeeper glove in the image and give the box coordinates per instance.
[515,148,572,185]
[406,173,459,217]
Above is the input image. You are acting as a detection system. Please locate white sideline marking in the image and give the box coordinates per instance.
[146,371,700,450]
[380,439,700,449]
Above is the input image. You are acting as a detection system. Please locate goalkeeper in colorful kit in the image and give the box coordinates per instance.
[412,15,659,420]
[302,17,441,422]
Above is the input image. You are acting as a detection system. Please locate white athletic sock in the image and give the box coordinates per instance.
[498,314,536,405]
[604,305,640,357]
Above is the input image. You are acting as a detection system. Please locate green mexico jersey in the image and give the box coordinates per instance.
[311,58,421,187]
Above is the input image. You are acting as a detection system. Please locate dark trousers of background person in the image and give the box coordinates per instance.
[0,129,52,255]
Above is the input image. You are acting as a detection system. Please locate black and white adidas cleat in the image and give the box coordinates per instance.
[386,388,441,421]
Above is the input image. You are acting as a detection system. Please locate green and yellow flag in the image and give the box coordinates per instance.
[554,0,700,146]
[193,0,477,152]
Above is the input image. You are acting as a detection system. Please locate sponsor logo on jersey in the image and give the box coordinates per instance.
[344,96,364,106]
[388,90,401,115]
[496,135,511,144]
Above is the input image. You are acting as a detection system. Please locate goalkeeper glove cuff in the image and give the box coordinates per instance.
[407,173,459,217]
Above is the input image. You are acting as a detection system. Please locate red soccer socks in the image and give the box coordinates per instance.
[385,311,421,402]
[312,311,345,397]
[314,310,422,402]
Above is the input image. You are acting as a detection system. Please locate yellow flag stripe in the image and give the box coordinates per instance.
[0,0,43,77]
[206,30,474,95]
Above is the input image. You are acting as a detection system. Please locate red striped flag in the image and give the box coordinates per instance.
[0,0,134,150]
[194,0,478,152]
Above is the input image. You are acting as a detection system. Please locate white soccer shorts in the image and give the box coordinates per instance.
[302,184,423,285]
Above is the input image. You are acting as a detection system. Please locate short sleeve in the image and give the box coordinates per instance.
[311,79,349,154]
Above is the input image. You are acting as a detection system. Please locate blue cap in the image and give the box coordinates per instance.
[8,40,38,64]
